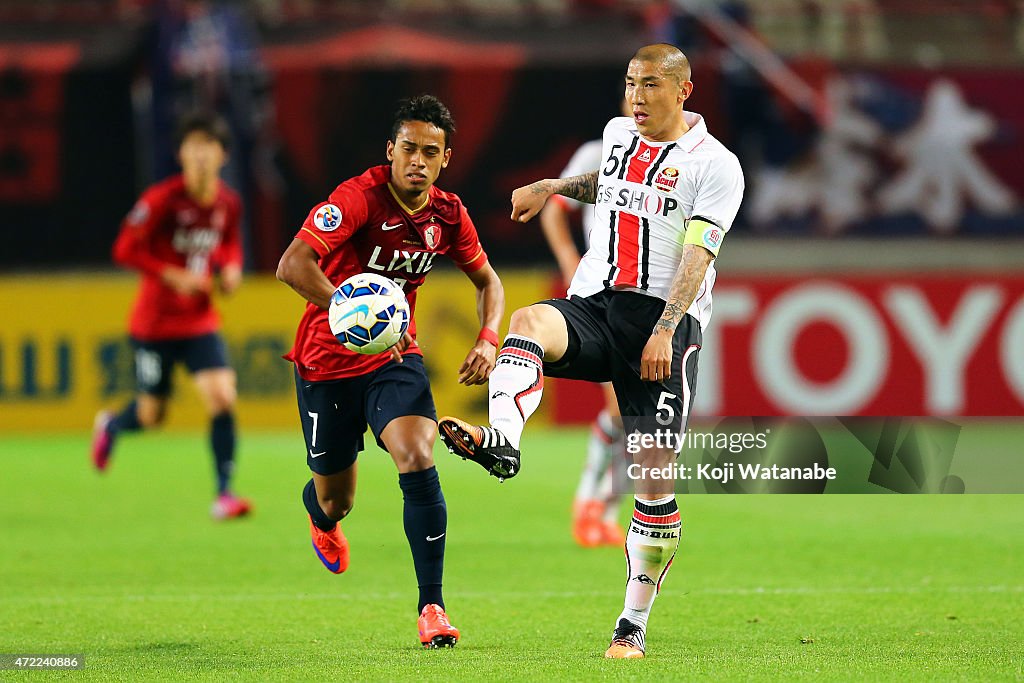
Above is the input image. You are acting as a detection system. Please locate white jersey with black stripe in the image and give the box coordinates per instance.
[566,112,744,331]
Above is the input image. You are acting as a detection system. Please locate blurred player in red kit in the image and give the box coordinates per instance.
[92,112,251,521]
[276,95,504,648]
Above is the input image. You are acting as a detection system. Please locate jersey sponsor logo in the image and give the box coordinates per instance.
[367,246,437,275]
[702,226,722,250]
[598,182,679,218]
[172,227,220,254]
[424,225,440,250]
[638,148,652,162]
[653,167,680,193]
[381,221,403,231]
[314,204,342,231]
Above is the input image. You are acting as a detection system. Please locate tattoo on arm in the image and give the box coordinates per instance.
[656,246,713,334]
[554,171,599,204]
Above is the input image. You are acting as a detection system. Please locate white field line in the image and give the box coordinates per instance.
[1,584,1020,606]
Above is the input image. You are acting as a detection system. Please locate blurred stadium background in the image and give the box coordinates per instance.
[2,3,1023,679]
[1,0,1023,428]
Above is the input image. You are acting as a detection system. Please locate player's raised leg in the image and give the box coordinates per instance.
[294,372,361,574]
[438,303,569,479]
[304,468,354,574]
[193,363,251,520]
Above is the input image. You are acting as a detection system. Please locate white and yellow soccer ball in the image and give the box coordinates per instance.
[328,273,410,355]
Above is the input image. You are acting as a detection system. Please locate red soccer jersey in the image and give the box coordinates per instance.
[112,175,243,341]
[286,165,488,381]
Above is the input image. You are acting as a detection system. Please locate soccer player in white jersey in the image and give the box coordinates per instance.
[539,99,633,549]
[439,44,744,658]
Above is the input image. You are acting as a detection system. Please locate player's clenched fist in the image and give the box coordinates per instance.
[510,180,554,223]
[640,330,674,382]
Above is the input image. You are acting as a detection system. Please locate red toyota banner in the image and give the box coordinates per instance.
[550,274,1024,421]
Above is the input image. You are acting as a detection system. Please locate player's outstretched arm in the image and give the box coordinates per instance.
[639,244,713,382]
[276,238,335,310]
[458,263,504,386]
[511,171,599,223]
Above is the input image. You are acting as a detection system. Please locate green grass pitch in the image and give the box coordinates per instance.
[1,428,1021,681]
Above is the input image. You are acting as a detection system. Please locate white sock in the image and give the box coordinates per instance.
[618,495,681,631]
[488,334,544,450]
[575,410,620,501]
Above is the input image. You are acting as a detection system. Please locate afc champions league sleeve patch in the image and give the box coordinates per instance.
[313,204,342,232]
[128,200,150,226]
[702,226,723,250]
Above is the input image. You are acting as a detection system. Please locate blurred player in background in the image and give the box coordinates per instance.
[440,44,744,658]
[276,95,504,649]
[540,99,633,549]
[92,112,251,521]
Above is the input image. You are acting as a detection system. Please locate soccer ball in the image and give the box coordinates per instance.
[328,273,410,354]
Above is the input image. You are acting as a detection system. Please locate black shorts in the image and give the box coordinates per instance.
[540,290,701,431]
[293,354,437,476]
[131,332,230,397]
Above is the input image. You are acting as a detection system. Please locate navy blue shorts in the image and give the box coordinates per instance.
[131,332,230,397]
[293,354,437,476]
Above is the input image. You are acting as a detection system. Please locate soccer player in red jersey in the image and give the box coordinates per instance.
[92,112,252,521]
[276,95,504,648]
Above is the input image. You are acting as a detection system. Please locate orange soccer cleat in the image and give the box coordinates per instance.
[418,603,460,649]
[211,493,253,520]
[604,618,646,659]
[572,499,606,548]
[308,515,348,574]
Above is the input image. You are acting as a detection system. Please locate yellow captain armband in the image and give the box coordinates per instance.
[682,217,725,257]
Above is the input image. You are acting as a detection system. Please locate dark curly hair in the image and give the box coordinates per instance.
[176,111,231,151]
[390,95,457,148]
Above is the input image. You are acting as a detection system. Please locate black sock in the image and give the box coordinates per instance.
[211,412,236,495]
[399,466,446,613]
[303,479,337,532]
[109,400,141,434]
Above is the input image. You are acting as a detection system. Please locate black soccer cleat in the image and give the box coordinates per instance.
[438,416,521,482]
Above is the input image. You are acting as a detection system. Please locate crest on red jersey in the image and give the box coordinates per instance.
[653,167,679,194]
[424,225,440,250]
